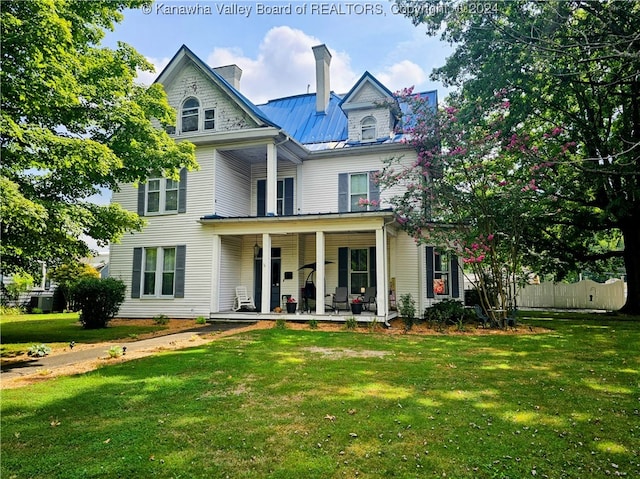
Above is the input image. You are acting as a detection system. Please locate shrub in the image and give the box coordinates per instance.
[106,346,123,358]
[153,314,170,325]
[345,316,358,330]
[71,278,126,329]
[308,318,318,329]
[30,307,43,314]
[423,299,472,331]
[398,293,416,331]
[195,316,207,325]
[27,343,51,357]
[274,318,287,329]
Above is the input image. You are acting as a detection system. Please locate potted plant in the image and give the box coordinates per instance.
[350,297,363,315]
[286,297,297,314]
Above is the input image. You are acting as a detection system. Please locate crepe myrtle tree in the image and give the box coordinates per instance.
[376,88,584,322]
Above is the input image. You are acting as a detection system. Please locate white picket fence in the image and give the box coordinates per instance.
[518,279,626,311]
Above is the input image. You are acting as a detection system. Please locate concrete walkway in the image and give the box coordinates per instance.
[1,322,255,383]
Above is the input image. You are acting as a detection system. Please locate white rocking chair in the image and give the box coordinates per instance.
[233,286,255,311]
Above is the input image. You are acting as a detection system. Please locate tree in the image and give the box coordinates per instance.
[49,261,101,311]
[395,0,640,313]
[0,0,197,277]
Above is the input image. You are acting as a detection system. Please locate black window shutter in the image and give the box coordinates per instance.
[257,179,266,216]
[338,173,348,212]
[450,254,460,298]
[338,247,349,287]
[369,171,380,210]
[178,168,187,213]
[284,178,294,215]
[426,246,434,299]
[137,184,146,216]
[132,247,143,298]
[369,247,377,287]
[174,245,186,298]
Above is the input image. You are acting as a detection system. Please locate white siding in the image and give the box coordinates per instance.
[299,149,417,214]
[216,150,251,217]
[219,236,242,311]
[110,143,218,318]
[392,233,422,311]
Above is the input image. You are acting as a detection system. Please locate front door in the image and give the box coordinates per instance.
[254,248,281,312]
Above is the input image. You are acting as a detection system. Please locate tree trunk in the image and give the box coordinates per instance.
[620,219,640,315]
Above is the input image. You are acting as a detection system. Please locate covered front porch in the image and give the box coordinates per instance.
[200,211,399,326]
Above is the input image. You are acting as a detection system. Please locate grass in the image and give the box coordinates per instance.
[1,315,639,478]
[0,312,166,357]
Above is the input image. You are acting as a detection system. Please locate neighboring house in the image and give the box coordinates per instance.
[109,44,464,324]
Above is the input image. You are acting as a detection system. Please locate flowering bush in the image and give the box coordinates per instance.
[287,297,296,303]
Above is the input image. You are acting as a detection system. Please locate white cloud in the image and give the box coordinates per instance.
[134,27,433,104]
[375,60,427,93]
[206,26,358,104]
[135,56,171,85]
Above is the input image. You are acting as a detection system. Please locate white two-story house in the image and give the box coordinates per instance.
[109,44,463,324]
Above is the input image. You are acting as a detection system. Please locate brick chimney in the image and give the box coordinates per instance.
[312,44,331,114]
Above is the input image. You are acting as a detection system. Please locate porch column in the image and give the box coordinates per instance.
[315,231,325,314]
[261,233,272,313]
[266,142,277,216]
[376,227,388,317]
[210,234,221,313]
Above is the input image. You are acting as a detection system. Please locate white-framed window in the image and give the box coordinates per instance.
[146,175,179,214]
[350,248,369,294]
[361,116,377,141]
[433,250,450,296]
[181,98,199,132]
[350,173,368,212]
[204,108,215,130]
[143,247,176,297]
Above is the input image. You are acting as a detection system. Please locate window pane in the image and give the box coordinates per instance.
[143,273,156,295]
[204,109,215,130]
[182,113,198,132]
[161,272,175,295]
[163,248,176,271]
[148,179,160,192]
[351,273,368,295]
[165,190,178,211]
[350,195,366,212]
[184,98,199,109]
[351,249,367,272]
[145,248,157,271]
[147,192,160,212]
[350,174,368,194]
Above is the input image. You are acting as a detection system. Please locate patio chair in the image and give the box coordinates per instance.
[332,287,349,312]
[233,286,255,312]
[473,304,490,328]
[506,308,518,329]
[363,286,377,312]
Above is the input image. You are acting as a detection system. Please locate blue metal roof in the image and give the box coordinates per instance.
[258,93,348,145]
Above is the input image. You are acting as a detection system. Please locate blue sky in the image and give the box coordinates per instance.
[103,1,455,104]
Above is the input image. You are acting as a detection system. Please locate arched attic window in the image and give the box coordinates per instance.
[361,116,377,141]
[181,97,200,132]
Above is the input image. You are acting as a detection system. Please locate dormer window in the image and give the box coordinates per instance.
[361,116,377,141]
[181,98,199,132]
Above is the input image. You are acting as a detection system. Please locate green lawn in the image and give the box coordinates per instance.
[1,316,639,478]
[0,312,166,357]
